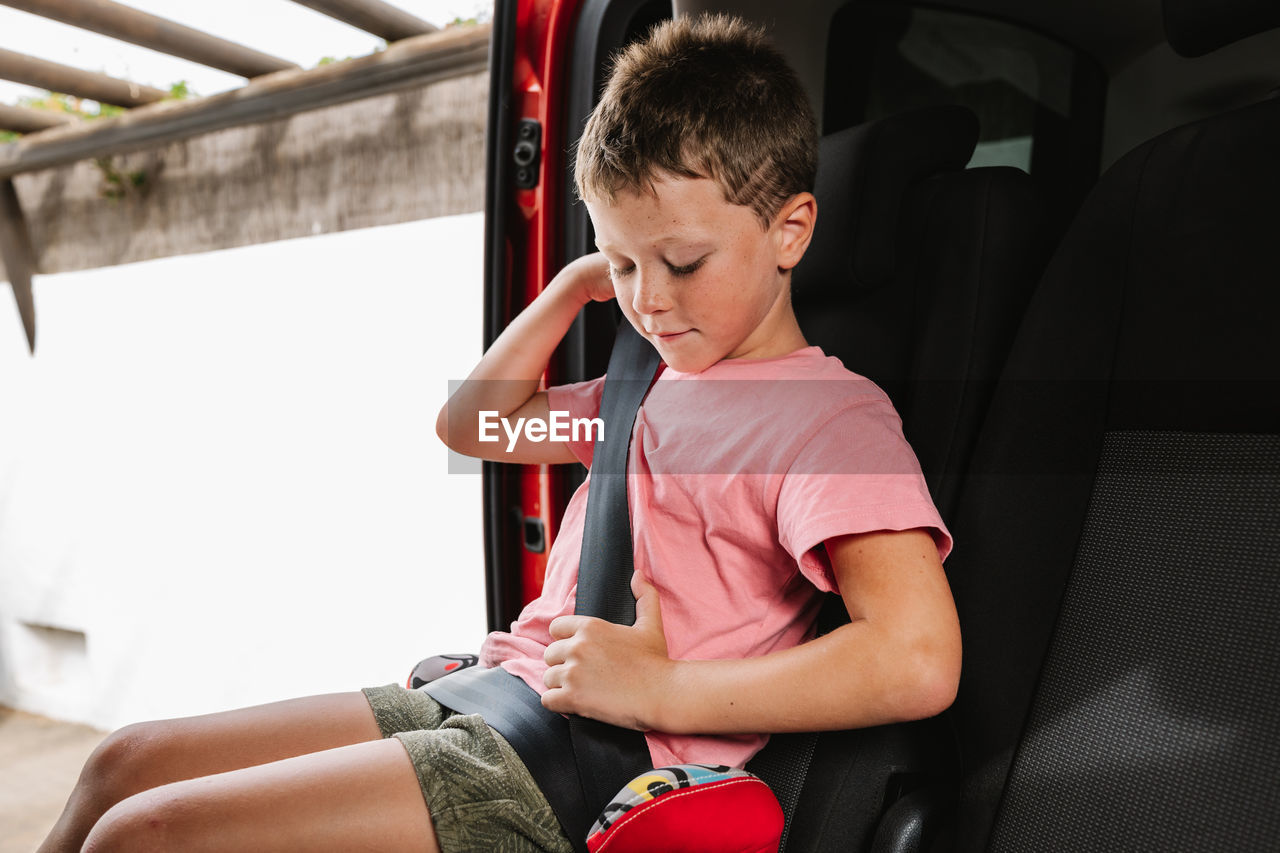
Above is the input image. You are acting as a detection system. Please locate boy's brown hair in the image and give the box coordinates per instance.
[575,13,818,229]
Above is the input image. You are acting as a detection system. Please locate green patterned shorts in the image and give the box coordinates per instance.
[362,683,574,853]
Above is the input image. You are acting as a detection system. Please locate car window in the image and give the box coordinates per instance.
[825,1,1104,222]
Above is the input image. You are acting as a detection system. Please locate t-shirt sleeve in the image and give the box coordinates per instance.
[777,399,953,593]
[545,376,606,467]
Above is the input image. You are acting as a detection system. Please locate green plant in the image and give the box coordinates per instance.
[1,78,193,147]
[94,156,148,201]
[18,91,124,120]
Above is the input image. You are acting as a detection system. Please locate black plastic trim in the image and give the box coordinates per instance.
[482,0,521,633]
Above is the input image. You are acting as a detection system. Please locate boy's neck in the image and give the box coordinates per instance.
[723,302,811,364]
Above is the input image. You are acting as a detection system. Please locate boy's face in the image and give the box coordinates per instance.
[587,175,813,374]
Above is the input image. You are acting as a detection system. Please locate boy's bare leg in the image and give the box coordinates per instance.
[80,736,437,852]
[38,691,432,852]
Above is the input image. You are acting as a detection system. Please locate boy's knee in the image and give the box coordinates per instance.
[81,787,187,853]
[78,722,173,807]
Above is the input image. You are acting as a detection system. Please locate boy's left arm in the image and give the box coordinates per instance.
[541,527,961,734]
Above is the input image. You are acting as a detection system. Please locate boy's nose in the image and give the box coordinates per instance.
[630,268,672,315]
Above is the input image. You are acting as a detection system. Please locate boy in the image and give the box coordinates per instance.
[41,14,959,853]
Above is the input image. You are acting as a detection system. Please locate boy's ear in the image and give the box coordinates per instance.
[774,192,817,272]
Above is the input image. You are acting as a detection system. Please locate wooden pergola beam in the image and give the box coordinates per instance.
[0,178,37,352]
[0,0,298,79]
[0,46,166,107]
[0,23,490,179]
[289,0,436,43]
[0,101,76,133]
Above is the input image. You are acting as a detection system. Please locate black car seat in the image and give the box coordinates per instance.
[944,0,1280,849]
[747,105,1054,851]
[792,105,1052,518]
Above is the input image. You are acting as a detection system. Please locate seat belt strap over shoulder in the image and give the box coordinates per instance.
[564,320,661,836]
[575,320,661,622]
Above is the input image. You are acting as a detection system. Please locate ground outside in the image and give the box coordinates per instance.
[0,707,104,852]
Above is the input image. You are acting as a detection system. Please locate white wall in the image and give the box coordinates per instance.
[0,213,489,730]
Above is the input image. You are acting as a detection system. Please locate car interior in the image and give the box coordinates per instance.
[478,0,1280,848]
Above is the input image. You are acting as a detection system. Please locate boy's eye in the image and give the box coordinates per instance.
[668,257,706,277]
[609,264,635,279]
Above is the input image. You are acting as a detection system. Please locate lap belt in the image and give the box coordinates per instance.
[425,321,660,853]
[421,665,641,850]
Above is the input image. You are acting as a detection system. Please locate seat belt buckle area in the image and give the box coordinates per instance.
[406,653,480,689]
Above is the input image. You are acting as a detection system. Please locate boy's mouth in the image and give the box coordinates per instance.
[653,329,691,340]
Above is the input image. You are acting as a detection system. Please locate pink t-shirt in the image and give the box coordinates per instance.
[481,346,951,769]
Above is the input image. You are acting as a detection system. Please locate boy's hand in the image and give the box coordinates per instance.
[541,574,672,730]
[557,251,616,304]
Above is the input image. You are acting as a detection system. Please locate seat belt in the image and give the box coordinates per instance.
[565,319,662,823]
[424,320,659,853]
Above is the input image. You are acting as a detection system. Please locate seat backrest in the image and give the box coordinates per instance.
[945,2,1280,848]
[793,106,1051,519]
[755,105,1054,851]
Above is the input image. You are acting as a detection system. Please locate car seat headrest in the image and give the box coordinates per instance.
[1164,0,1280,57]
[797,105,978,296]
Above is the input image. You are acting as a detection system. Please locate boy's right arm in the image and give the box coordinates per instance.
[436,253,614,464]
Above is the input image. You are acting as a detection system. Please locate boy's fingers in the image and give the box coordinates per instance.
[541,682,578,715]
[629,572,653,600]
[543,638,566,667]
[542,657,565,687]
[631,575,665,634]
[548,614,590,640]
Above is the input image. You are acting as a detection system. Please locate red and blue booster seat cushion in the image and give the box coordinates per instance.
[586,764,783,853]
